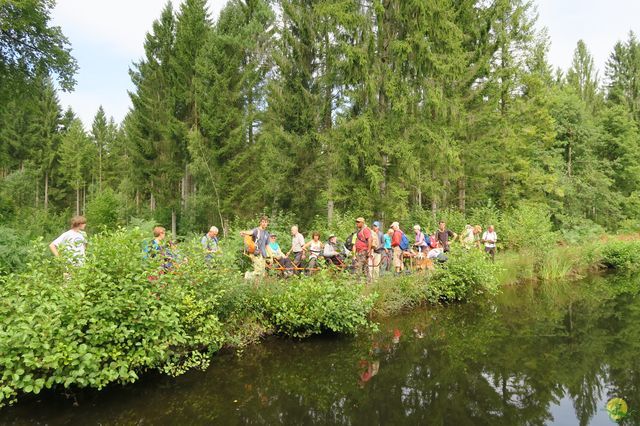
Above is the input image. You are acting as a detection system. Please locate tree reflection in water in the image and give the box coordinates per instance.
[3,275,640,425]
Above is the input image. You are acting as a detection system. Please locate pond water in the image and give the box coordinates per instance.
[3,275,640,425]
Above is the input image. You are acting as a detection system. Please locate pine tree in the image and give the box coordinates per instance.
[194,0,275,223]
[58,120,95,216]
[91,106,109,191]
[567,40,600,111]
[29,77,62,210]
[128,2,180,234]
[605,32,640,124]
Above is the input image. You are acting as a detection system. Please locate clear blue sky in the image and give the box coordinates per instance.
[51,0,640,127]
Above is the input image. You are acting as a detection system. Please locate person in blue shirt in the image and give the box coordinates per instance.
[144,226,176,270]
[266,234,295,275]
[381,228,393,272]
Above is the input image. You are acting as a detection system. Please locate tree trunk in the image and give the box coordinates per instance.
[44,171,49,211]
[181,164,187,210]
[76,182,80,216]
[417,170,423,209]
[247,83,254,145]
[135,189,140,213]
[322,31,333,131]
[327,200,334,225]
[99,148,103,191]
[171,209,177,240]
[82,184,86,214]
[431,198,437,222]
[458,177,466,212]
[150,193,156,211]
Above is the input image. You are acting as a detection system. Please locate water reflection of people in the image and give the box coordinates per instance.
[392,328,402,344]
[358,360,380,386]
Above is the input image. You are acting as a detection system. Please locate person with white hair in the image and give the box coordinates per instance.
[413,224,429,255]
[482,225,498,262]
[201,225,220,260]
[287,225,305,270]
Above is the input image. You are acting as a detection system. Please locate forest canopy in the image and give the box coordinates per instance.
[2,0,640,239]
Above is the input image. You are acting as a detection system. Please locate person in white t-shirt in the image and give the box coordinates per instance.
[49,215,88,266]
[482,225,497,262]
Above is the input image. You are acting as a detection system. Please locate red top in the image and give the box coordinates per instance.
[355,227,371,252]
[391,230,403,247]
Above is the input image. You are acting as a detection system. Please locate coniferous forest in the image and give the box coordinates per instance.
[2,0,640,242]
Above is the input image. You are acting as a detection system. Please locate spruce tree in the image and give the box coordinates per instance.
[567,40,600,111]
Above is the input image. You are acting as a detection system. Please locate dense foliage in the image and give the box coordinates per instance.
[0,225,508,407]
[600,240,640,272]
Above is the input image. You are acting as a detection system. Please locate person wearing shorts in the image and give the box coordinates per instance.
[390,221,404,273]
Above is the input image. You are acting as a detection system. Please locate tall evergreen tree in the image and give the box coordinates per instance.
[128,2,180,234]
[605,32,640,125]
[194,0,275,223]
[91,106,110,191]
[29,76,62,210]
[58,119,95,216]
[567,40,600,111]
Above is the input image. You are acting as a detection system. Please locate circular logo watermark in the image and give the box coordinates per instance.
[607,398,628,422]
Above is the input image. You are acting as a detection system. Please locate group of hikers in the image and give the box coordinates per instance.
[48,214,498,280]
[239,216,498,280]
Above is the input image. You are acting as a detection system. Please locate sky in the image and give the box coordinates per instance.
[51,0,640,127]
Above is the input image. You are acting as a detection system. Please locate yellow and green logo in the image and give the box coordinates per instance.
[607,397,628,422]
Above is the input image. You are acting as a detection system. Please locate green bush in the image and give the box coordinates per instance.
[468,203,501,232]
[6,208,68,241]
[310,210,359,242]
[432,208,466,235]
[369,274,430,317]
[0,192,15,221]
[0,227,225,407]
[601,240,640,272]
[428,249,500,302]
[263,273,376,338]
[0,226,33,275]
[85,188,124,231]
[500,202,557,252]
[554,214,605,245]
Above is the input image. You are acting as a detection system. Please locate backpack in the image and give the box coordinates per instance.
[373,230,385,251]
[244,234,256,254]
[344,232,356,251]
[399,233,410,251]
[371,230,380,249]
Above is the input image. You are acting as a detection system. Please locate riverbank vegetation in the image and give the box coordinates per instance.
[1,214,638,407]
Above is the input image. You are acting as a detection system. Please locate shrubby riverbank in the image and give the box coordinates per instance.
[1,224,638,407]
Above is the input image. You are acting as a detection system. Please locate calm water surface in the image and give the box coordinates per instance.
[3,275,640,425]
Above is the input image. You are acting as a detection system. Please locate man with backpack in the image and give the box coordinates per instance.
[369,221,385,279]
[391,222,408,274]
[353,217,372,278]
[240,216,270,279]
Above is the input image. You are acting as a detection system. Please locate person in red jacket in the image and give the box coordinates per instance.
[353,217,372,278]
[390,221,404,273]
